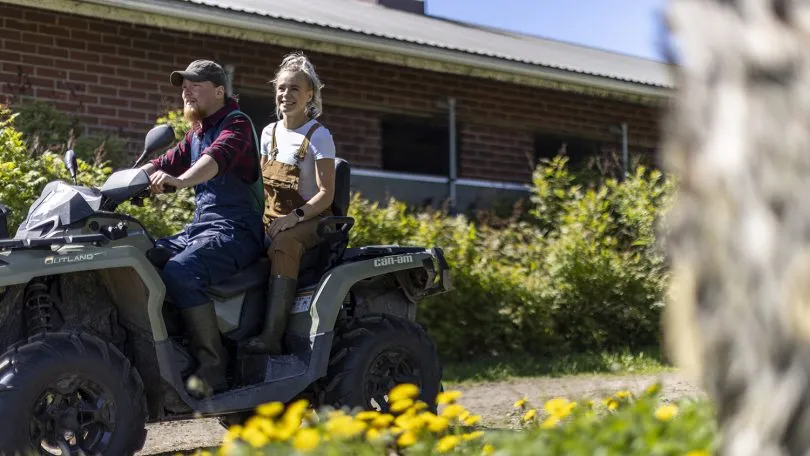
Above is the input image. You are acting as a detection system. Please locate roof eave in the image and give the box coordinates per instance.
[2,0,674,104]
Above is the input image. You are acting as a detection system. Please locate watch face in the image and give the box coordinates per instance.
[295,208,305,217]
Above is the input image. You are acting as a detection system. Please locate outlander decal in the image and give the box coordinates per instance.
[373,255,414,267]
[44,252,106,265]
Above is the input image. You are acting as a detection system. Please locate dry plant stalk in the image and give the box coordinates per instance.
[662,0,810,455]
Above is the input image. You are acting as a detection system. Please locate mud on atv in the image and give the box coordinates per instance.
[0,124,451,455]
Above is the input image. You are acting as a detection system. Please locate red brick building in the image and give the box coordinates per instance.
[0,0,672,212]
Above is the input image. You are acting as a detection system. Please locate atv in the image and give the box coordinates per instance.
[0,123,451,455]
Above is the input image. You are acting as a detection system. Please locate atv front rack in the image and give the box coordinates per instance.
[0,233,109,251]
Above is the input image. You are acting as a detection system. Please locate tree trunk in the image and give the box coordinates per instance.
[662,1,810,455]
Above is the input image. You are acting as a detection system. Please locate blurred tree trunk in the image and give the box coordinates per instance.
[662,1,810,455]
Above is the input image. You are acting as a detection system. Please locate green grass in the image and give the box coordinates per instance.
[441,347,673,385]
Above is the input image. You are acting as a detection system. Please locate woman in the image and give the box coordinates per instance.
[244,51,336,354]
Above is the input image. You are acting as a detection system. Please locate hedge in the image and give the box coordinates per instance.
[0,102,674,360]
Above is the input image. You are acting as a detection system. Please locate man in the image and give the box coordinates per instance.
[142,59,264,398]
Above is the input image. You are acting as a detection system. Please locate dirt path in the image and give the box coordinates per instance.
[136,372,703,455]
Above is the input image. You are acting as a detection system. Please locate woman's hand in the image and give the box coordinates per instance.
[266,213,298,238]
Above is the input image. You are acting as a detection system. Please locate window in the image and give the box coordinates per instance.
[380,115,459,177]
[534,132,602,168]
[234,92,277,130]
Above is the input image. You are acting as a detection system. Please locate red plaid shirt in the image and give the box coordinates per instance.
[150,99,258,183]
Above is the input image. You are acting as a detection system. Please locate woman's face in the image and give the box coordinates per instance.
[276,70,313,118]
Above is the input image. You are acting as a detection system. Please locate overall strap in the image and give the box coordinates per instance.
[295,122,322,164]
[270,122,278,160]
[222,109,265,214]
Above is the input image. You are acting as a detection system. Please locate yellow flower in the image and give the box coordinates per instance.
[366,427,384,442]
[685,450,710,456]
[256,401,284,418]
[325,415,367,439]
[482,443,496,455]
[356,411,381,421]
[513,398,527,409]
[411,400,428,412]
[441,404,467,419]
[544,398,576,419]
[428,415,450,433]
[645,383,662,396]
[293,428,320,453]
[390,398,414,413]
[655,404,679,421]
[615,390,633,399]
[397,430,418,447]
[522,409,537,422]
[540,415,560,429]
[462,430,484,441]
[372,414,395,428]
[223,424,243,443]
[389,383,420,402]
[241,426,269,448]
[463,414,482,426]
[604,398,619,411]
[436,435,462,453]
[437,390,463,405]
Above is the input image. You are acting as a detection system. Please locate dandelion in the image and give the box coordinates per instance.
[482,443,496,455]
[441,404,467,419]
[372,414,395,428]
[437,390,464,405]
[256,401,284,418]
[513,398,527,409]
[293,428,320,453]
[241,426,269,448]
[544,398,576,419]
[428,415,450,433]
[655,404,679,421]
[391,398,415,413]
[540,415,560,429]
[389,383,420,402]
[366,427,384,442]
[614,390,633,400]
[436,435,462,453]
[397,430,418,447]
[522,409,537,422]
[463,430,485,441]
[356,410,381,421]
[325,415,367,439]
[645,382,662,396]
[463,414,482,426]
[685,450,709,456]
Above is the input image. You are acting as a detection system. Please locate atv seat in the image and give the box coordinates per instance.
[202,158,354,298]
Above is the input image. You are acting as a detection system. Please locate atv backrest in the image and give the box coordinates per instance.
[331,158,351,217]
[0,203,9,239]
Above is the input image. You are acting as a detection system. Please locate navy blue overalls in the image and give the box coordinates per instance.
[156,110,265,309]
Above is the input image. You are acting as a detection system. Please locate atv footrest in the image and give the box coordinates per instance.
[263,354,307,382]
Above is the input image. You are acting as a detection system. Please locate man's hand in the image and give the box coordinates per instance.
[266,213,298,238]
[149,170,184,194]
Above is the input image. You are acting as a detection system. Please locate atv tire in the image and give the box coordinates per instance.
[321,314,442,413]
[0,332,147,455]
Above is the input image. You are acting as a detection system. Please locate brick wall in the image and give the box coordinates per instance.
[0,2,663,183]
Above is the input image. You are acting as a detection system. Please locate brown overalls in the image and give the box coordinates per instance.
[262,121,332,278]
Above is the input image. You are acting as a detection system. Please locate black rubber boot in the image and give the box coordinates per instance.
[181,304,229,398]
[243,275,298,355]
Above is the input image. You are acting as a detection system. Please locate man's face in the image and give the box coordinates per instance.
[181,79,223,123]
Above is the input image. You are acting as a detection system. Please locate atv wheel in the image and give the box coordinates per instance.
[0,332,147,455]
[321,314,442,413]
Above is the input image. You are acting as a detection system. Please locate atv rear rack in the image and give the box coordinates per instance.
[0,233,109,251]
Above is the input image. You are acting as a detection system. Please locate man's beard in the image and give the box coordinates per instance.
[183,104,206,124]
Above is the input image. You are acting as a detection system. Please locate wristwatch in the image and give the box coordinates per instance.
[294,207,306,222]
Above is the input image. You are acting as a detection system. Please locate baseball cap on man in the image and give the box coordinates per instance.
[170,59,227,87]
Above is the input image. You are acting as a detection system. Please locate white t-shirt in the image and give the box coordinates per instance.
[259,119,336,201]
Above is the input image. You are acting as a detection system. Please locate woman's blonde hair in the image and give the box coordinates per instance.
[271,51,324,120]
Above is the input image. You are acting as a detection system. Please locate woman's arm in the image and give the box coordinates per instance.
[297,158,335,221]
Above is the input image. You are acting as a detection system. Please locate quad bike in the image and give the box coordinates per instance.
[0,123,451,455]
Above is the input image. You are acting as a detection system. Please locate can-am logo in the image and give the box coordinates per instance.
[44,252,104,265]
[373,255,414,267]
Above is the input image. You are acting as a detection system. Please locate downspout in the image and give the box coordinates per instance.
[621,122,629,177]
[448,97,458,214]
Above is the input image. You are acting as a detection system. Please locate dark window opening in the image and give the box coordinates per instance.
[381,115,459,177]
[534,133,602,169]
[234,92,276,130]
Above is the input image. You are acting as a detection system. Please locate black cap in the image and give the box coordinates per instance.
[170,59,227,88]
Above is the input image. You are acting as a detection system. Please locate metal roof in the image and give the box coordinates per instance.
[173,0,673,89]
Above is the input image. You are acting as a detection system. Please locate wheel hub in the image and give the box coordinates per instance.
[365,348,421,412]
[29,374,116,455]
